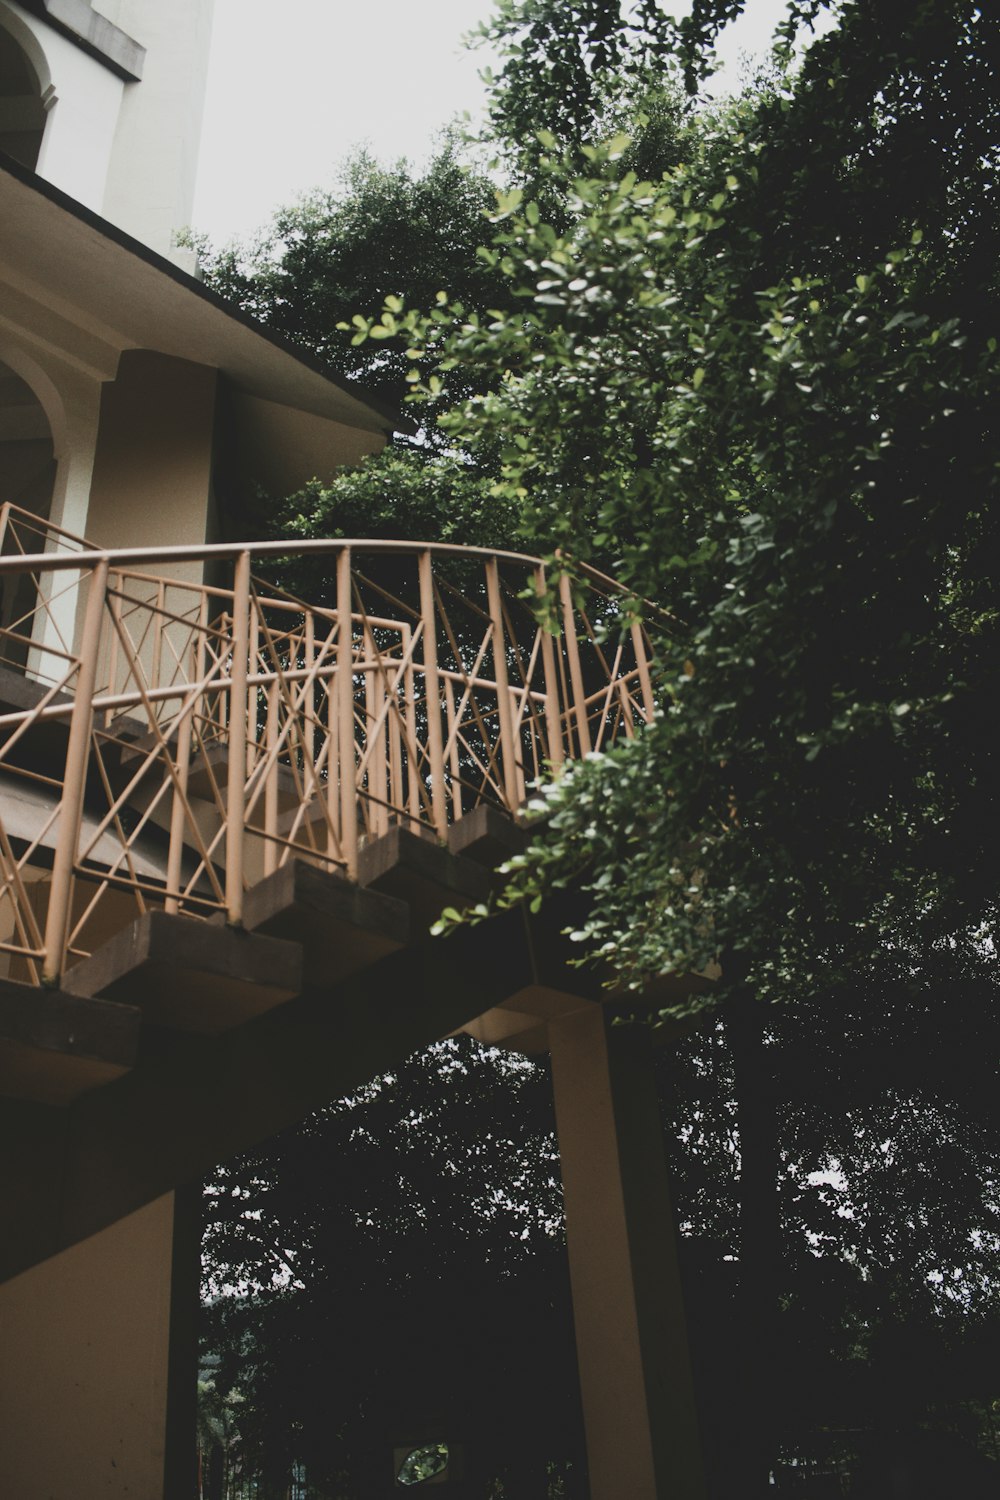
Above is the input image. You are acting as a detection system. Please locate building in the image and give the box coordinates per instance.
[0,5,706,1496]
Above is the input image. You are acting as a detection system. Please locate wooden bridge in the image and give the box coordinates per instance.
[0,503,705,1499]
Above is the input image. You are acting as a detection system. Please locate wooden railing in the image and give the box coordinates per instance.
[0,532,662,985]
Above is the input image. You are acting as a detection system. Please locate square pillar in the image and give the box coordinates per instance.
[549,1006,706,1500]
[0,1185,200,1498]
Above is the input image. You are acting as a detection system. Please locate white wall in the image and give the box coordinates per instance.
[2,0,215,262]
[97,0,215,263]
[2,2,125,212]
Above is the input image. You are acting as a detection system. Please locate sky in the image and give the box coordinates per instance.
[192,0,809,246]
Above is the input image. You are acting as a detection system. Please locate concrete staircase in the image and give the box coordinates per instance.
[0,805,606,1285]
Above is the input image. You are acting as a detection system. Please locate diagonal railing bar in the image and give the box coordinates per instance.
[590,641,628,754]
[243,672,339,853]
[243,598,341,835]
[450,722,513,808]
[0,660,79,762]
[506,626,545,739]
[350,567,422,626]
[435,571,492,627]
[362,626,435,828]
[66,734,154,952]
[576,603,620,686]
[431,578,508,798]
[181,716,233,898]
[0,570,85,664]
[348,572,438,821]
[75,726,176,875]
[497,575,539,686]
[0,815,50,982]
[100,602,235,895]
[87,699,226,912]
[438,645,497,771]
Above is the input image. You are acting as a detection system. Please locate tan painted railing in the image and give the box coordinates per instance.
[0,524,662,985]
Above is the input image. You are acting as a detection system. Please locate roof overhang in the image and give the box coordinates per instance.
[0,155,414,443]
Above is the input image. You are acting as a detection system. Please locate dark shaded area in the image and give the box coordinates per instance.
[202,925,1000,1496]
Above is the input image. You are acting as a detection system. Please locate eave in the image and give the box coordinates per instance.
[0,153,415,440]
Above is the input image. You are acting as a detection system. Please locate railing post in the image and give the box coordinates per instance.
[363,623,388,839]
[401,624,419,827]
[42,558,108,984]
[631,620,656,723]
[560,572,592,756]
[535,565,566,773]
[444,677,463,821]
[263,679,279,877]
[417,549,448,838]
[164,706,193,915]
[337,548,358,877]
[225,550,251,925]
[485,557,521,811]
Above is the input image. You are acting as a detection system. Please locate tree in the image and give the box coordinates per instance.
[355,0,999,1016]
[202,1040,586,1499]
[344,1,1000,1488]
[197,5,1000,1490]
[194,137,528,600]
[196,139,516,433]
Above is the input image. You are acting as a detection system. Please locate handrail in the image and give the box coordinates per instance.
[0,532,681,626]
[0,536,550,574]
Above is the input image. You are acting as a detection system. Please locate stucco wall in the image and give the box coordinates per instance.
[86,348,219,577]
[97,0,215,262]
[2,0,215,260]
[1,1,125,211]
[0,1194,182,1499]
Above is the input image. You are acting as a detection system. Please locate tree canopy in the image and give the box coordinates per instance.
[198,3,1000,1493]
[197,140,515,431]
[358,0,999,1011]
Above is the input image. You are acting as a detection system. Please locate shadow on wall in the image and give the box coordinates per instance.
[0,358,56,672]
[0,19,47,170]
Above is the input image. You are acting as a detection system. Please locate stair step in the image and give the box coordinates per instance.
[358,825,491,931]
[62,911,303,1034]
[242,859,409,988]
[447,804,528,871]
[0,977,139,1105]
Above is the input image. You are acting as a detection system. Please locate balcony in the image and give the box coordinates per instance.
[0,500,663,1168]
[0,499,657,970]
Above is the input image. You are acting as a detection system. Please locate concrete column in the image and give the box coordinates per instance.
[548,1005,706,1500]
[86,348,219,577]
[0,1184,201,1499]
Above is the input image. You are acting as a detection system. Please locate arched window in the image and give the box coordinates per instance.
[0,18,47,171]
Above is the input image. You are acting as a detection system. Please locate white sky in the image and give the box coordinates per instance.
[192,0,809,246]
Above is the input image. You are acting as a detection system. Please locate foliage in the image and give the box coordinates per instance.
[354,0,999,1011]
[202,1040,586,1498]
[471,0,676,176]
[660,928,1000,1489]
[196,140,515,432]
[247,444,520,609]
[202,967,1000,1494]
[198,2,1000,1491]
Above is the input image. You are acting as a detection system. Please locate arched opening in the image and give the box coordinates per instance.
[0,355,56,673]
[0,18,47,171]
